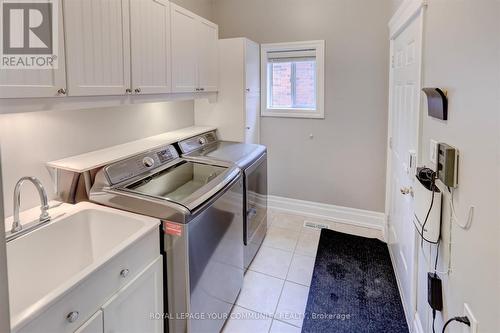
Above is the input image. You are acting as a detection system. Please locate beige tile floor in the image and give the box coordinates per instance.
[222,209,384,333]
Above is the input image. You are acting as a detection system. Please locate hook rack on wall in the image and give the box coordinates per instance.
[422,88,448,120]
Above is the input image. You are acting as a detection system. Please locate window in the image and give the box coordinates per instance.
[261,40,325,118]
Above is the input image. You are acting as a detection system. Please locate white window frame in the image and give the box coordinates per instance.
[261,40,325,119]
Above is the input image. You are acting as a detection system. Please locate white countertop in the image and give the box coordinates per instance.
[46,126,215,173]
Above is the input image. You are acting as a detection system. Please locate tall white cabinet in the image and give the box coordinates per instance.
[195,38,260,144]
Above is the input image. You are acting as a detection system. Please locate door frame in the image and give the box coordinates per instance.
[385,0,427,331]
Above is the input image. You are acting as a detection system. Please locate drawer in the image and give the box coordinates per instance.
[15,229,159,333]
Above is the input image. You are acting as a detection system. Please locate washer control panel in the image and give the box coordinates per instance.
[105,145,179,185]
[178,131,217,154]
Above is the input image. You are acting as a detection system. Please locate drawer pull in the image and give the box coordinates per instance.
[66,311,79,323]
[120,269,130,278]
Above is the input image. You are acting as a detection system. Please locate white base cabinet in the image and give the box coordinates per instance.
[14,229,162,333]
[72,257,163,333]
[195,38,260,144]
[74,311,103,333]
[102,257,163,333]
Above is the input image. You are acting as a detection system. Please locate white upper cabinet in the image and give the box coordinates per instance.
[171,4,218,93]
[170,4,198,93]
[64,0,131,96]
[0,0,217,100]
[245,40,260,93]
[130,0,171,95]
[0,0,67,98]
[197,19,218,92]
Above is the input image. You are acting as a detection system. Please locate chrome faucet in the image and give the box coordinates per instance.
[10,177,51,234]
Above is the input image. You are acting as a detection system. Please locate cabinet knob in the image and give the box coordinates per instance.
[134,88,141,94]
[125,88,132,94]
[246,88,250,92]
[246,126,251,130]
[66,311,79,323]
[57,88,67,95]
[200,88,205,91]
[120,268,130,278]
[195,88,200,92]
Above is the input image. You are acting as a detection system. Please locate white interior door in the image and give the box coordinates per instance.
[64,0,131,96]
[130,0,171,94]
[388,14,422,323]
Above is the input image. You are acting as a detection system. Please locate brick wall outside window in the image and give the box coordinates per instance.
[270,60,315,109]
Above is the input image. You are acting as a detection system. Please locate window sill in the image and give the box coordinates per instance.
[261,109,324,119]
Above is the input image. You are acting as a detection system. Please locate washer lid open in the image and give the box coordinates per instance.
[121,160,239,211]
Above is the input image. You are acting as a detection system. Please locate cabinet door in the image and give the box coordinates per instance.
[245,92,260,144]
[102,256,163,333]
[245,39,260,93]
[0,0,66,98]
[197,19,218,92]
[171,4,197,93]
[74,310,103,333]
[130,0,171,95]
[64,0,131,96]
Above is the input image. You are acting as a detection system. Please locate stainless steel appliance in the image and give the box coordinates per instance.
[89,145,243,333]
[177,131,267,270]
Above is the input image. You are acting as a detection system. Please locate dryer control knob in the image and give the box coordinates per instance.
[143,157,155,168]
[198,137,207,145]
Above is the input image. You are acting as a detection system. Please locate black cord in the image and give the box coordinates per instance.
[434,240,440,271]
[420,172,437,246]
[432,309,436,333]
[442,316,471,333]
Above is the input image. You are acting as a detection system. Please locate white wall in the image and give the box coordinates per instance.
[404,1,500,332]
[0,101,194,218]
[171,0,213,20]
[0,157,9,332]
[212,0,391,212]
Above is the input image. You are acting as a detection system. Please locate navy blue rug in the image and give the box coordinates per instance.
[302,229,409,333]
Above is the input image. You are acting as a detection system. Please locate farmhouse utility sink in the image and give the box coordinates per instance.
[6,202,159,331]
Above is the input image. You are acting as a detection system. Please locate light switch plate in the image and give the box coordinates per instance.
[463,303,478,333]
[430,140,438,166]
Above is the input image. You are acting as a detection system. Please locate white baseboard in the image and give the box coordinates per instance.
[267,195,386,231]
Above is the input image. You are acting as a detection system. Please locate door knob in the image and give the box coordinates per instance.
[400,187,414,196]
[57,88,67,95]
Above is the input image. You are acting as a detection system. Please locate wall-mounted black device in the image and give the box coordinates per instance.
[428,272,443,311]
[422,88,448,120]
[437,143,459,188]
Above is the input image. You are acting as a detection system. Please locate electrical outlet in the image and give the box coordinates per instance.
[463,303,478,333]
[430,140,438,166]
